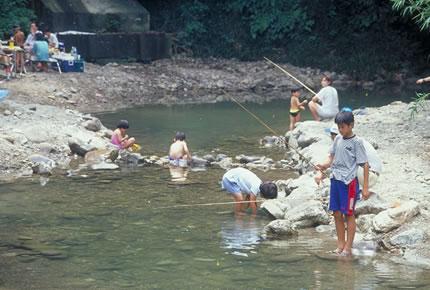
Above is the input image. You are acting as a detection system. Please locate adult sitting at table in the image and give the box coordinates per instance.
[308,76,339,121]
[13,25,25,74]
[0,42,12,80]
[24,22,41,51]
[31,32,49,72]
[44,27,58,49]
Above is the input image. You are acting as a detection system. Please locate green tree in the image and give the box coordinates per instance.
[392,0,430,30]
[0,0,34,37]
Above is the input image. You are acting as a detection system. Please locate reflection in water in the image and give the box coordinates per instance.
[220,216,262,254]
[169,165,189,182]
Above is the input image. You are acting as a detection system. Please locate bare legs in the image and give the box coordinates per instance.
[333,211,355,255]
[308,100,321,121]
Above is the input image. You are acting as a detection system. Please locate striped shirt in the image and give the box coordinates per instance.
[330,134,368,184]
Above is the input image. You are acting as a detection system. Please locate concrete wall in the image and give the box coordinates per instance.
[58,32,172,62]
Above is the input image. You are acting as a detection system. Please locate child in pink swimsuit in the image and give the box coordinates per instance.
[111,120,136,150]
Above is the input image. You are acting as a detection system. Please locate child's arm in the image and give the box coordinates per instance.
[183,142,192,160]
[361,162,370,200]
[314,154,333,184]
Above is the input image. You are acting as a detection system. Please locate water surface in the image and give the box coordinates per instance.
[0,86,427,289]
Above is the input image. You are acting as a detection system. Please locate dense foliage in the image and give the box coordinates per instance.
[0,0,34,38]
[392,0,430,30]
[141,0,429,79]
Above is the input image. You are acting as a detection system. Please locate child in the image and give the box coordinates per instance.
[221,167,278,215]
[289,87,307,131]
[169,131,191,167]
[111,120,136,150]
[315,111,369,256]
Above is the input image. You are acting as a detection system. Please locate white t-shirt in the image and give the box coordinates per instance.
[317,86,339,116]
[362,140,382,174]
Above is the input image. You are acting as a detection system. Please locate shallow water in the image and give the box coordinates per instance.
[0,86,428,289]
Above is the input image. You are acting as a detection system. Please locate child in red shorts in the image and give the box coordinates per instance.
[316,111,370,256]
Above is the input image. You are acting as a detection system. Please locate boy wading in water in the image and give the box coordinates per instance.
[169,132,192,167]
[289,87,307,131]
[316,111,370,256]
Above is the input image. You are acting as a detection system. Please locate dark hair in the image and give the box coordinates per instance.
[117,120,129,129]
[334,111,354,125]
[322,75,332,84]
[35,32,44,41]
[291,87,301,93]
[175,131,186,141]
[259,182,278,199]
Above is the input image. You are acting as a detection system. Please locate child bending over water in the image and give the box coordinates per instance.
[169,131,191,167]
[111,120,136,150]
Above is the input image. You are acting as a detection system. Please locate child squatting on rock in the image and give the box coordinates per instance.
[315,111,370,256]
[111,120,136,150]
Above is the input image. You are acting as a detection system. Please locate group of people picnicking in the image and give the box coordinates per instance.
[0,21,60,78]
[109,73,429,257]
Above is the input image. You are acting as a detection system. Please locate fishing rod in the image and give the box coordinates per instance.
[154,200,265,210]
[224,89,326,178]
[264,57,317,96]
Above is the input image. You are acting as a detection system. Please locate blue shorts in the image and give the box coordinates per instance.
[222,177,241,196]
[329,178,360,216]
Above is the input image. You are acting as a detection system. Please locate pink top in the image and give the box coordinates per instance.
[111,134,124,149]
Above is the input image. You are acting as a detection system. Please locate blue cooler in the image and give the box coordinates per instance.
[58,59,85,73]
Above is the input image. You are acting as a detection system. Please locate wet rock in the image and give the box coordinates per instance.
[373,201,420,233]
[260,136,284,148]
[203,154,215,162]
[389,229,426,247]
[261,219,298,239]
[191,156,209,167]
[119,151,146,164]
[90,162,119,170]
[68,138,96,157]
[236,154,262,164]
[82,118,102,132]
[215,157,233,169]
[29,154,56,175]
[216,154,227,161]
[84,149,115,164]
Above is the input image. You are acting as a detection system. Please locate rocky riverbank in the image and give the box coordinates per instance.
[1,56,418,113]
[261,101,430,268]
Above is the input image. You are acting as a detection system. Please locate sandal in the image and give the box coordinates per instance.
[329,248,343,255]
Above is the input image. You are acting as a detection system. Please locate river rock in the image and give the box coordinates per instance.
[356,214,375,234]
[29,154,56,175]
[191,156,209,167]
[389,229,426,247]
[68,138,96,157]
[82,118,102,132]
[372,201,420,233]
[236,154,262,164]
[283,199,330,228]
[85,149,115,164]
[216,154,227,161]
[215,157,232,169]
[260,136,283,148]
[90,162,119,170]
[202,154,215,162]
[355,194,389,216]
[260,199,288,219]
[261,219,298,239]
[397,249,430,269]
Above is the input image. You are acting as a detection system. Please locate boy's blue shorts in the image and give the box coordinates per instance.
[222,177,241,195]
[329,178,360,216]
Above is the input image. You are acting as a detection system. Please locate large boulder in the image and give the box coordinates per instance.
[355,194,389,216]
[283,199,330,228]
[260,198,289,219]
[261,219,298,239]
[372,201,420,233]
